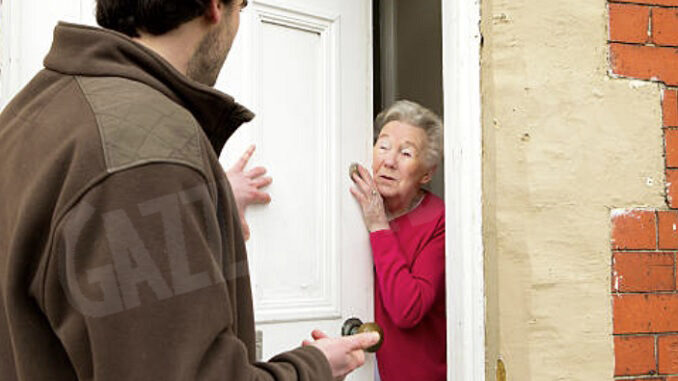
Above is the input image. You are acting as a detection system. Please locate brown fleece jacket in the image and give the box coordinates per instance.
[0,22,331,380]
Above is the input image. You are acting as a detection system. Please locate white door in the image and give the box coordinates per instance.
[0,0,97,108]
[0,0,375,379]
[218,1,375,379]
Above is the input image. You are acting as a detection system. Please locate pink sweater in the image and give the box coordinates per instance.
[370,191,446,381]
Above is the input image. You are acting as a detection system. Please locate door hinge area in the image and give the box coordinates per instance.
[255,330,263,361]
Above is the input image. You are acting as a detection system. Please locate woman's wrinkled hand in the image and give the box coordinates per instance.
[226,145,272,241]
[349,164,390,233]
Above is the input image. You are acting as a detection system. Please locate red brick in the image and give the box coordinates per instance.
[659,211,678,248]
[614,294,678,334]
[614,0,678,6]
[659,335,678,374]
[666,129,678,168]
[613,252,675,292]
[612,209,657,250]
[654,8,678,46]
[610,43,678,86]
[615,335,656,376]
[667,171,678,209]
[663,89,678,127]
[610,3,651,43]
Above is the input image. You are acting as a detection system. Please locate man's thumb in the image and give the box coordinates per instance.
[348,332,380,351]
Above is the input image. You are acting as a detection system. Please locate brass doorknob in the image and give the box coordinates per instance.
[341,317,384,353]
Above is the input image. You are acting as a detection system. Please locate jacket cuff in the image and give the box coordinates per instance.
[269,345,333,381]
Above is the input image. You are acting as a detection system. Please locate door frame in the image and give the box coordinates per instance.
[443,0,485,380]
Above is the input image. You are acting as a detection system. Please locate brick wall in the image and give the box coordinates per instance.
[610,1,678,379]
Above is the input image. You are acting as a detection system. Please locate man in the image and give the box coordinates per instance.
[0,0,379,379]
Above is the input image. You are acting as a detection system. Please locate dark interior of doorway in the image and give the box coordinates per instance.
[372,0,444,199]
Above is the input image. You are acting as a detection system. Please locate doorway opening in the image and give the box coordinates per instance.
[373,0,444,199]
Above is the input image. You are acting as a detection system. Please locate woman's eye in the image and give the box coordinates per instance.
[402,151,413,157]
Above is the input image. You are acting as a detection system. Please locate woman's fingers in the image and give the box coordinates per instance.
[349,185,368,205]
[356,165,379,195]
[352,171,373,196]
[356,164,374,183]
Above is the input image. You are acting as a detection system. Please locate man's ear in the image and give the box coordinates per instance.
[205,0,223,24]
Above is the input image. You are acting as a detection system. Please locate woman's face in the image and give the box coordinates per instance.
[372,121,433,205]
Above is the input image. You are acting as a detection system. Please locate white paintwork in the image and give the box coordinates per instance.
[219,1,375,379]
[443,0,486,379]
[0,0,96,109]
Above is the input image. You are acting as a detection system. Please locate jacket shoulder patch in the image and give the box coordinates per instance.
[76,76,205,173]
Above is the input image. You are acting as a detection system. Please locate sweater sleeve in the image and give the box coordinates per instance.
[43,163,331,381]
[369,213,445,329]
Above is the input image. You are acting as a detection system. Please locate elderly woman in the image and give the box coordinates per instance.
[350,100,446,381]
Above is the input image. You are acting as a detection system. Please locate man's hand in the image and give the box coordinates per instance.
[302,329,380,381]
[225,145,272,240]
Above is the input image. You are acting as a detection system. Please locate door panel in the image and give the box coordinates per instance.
[249,7,339,323]
[218,1,375,379]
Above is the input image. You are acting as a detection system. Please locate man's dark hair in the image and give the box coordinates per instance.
[96,0,234,38]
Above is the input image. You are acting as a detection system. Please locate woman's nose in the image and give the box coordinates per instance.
[383,152,397,167]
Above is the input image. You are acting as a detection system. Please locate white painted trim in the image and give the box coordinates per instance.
[443,0,485,379]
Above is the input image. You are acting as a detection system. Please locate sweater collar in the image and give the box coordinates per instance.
[44,22,254,155]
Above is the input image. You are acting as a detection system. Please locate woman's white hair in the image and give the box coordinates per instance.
[374,100,444,169]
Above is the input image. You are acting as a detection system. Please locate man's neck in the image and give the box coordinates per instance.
[133,21,204,76]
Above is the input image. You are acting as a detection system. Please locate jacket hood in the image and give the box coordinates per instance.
[44,22,254,155]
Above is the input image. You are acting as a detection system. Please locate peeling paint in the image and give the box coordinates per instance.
[613,271,620,291]
[611,209,648,220]
[493,13,511,24]
[629,80,651,89]
[611,209,631,218]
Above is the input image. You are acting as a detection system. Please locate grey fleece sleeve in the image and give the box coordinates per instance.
[42,163,332,381]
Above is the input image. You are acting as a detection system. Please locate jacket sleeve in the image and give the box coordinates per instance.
[42,163,332,381]
[369,214,445,329]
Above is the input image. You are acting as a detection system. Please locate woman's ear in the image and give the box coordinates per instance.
[419,165,437,185]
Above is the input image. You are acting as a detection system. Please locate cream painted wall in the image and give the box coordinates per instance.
[481,0,665,379]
